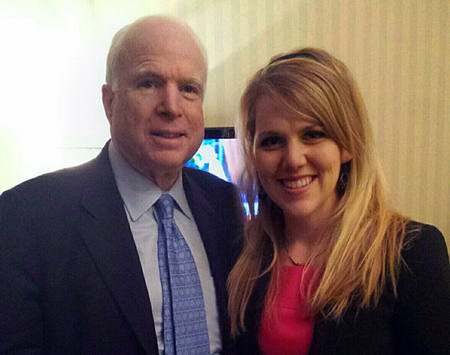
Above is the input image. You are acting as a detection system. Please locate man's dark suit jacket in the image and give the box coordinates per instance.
[0,142,244,354]
[235,224,450,355]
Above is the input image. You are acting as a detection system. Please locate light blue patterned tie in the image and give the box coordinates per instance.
[155,193,210,355]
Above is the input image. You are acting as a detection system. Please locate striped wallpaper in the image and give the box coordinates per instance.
[178,0,449,244]
[1,0,448,244]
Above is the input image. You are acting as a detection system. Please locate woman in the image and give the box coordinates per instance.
[228,48,450,354]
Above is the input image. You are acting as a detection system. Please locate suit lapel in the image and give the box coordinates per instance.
[182,169,237,352]
[182,169,230,279]
[78,143,158,354]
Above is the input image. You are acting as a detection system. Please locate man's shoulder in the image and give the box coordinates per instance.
[0,148,115,216]
[2,143,111,199]
[182,166,235,190]
[182,167,242,216]
[3,160,96,196]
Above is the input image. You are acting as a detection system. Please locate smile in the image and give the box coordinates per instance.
[281,176,315,189]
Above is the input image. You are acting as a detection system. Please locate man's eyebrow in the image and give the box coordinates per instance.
[179,77,205,93]
[133,70,165,82]
[132,71,204,89]
[179,77,203,86]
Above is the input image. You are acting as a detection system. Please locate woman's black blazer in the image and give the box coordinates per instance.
[235,223,450,355]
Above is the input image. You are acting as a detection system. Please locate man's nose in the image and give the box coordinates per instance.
[157,85,183,119]
[282,140,307,170]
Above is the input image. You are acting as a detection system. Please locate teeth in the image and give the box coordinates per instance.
[283,176,313,188]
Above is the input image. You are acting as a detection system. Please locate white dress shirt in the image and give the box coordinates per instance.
[108,142,221,354]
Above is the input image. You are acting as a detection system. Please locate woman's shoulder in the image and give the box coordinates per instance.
[400,221,449,278]
[403,221,447,254]
[392,223,450,353]
[404,220,444,237]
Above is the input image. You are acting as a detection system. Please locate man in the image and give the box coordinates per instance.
[0,16,243,354]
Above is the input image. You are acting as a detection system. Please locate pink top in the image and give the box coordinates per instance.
[258,266,316,355]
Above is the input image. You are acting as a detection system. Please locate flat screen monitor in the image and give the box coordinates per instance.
[185,127,241,184]
[185,127,257,216]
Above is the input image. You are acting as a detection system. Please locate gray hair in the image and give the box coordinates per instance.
[105,15,208,88]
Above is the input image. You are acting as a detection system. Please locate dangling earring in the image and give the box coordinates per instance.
[338,171,349,191]
[337,162,350,197]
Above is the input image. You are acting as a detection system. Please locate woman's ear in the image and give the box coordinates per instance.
[341,149,352,164]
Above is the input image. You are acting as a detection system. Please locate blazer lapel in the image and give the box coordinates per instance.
[78,143,158,354]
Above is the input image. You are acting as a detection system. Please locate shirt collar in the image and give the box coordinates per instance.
[108,141,192,222]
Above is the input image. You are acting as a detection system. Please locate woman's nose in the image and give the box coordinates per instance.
[282,140,307,170]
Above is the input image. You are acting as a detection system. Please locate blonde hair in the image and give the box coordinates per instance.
[228,48,409,335]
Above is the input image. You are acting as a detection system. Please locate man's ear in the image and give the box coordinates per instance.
[102,84,114,124]
[341,149,352,164]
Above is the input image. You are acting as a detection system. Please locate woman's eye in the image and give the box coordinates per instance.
[259,136,285,150]
[303,130,326,141]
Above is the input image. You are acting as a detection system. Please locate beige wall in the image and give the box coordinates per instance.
[1,0,449,244]
[191,0,450,245]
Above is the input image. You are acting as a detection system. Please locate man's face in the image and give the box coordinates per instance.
[103,21,206,189]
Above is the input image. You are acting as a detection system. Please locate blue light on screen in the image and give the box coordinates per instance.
[185,136,258,216]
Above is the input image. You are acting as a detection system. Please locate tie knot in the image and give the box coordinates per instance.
[155,193,174,220]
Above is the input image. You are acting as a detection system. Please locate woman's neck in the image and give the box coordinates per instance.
[285,214,329,243]
[282,214,333,265]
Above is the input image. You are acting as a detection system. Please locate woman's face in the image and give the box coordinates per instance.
[253,95,351,223]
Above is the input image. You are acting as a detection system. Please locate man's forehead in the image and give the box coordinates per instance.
[122,25,206,70]
[125,19,203,56]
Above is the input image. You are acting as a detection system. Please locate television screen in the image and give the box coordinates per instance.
[185,127,257,216]
[185,127,241,184]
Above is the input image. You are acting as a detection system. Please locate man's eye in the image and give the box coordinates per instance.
[259,136,285,150]
[303,130,326,141]
[138,80,155,89]
[181,85,198,94]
